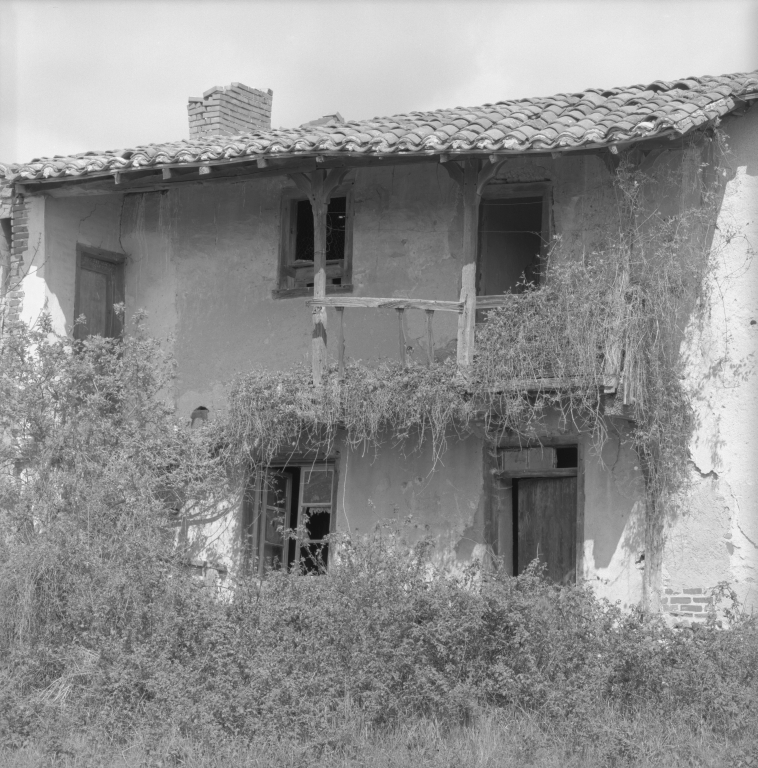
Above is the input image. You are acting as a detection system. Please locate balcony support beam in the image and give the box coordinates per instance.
[289,168,350,386]
[444,156,508,374]
[457,159,480,373]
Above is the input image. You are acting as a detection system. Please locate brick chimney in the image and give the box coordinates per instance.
[187,83,273,138]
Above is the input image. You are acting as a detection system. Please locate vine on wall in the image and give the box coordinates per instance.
[220,132,740,532]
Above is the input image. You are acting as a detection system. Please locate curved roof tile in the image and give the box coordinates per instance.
[8,70,758,181]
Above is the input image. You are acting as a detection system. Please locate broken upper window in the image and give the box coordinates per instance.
[73,246,125,340]
[477,183,550,297]
[276,191,353,297]
[246,465,335,575]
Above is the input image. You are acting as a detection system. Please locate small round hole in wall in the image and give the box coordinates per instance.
[191,406,209,428]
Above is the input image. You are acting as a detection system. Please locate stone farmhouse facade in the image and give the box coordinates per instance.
[1,72,756,619]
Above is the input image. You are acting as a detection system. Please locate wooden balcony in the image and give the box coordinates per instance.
[306,292,625,400]
[293,161,623,399]
[306,293,513,376]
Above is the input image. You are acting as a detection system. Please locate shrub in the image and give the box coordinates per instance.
[1,316,755,757]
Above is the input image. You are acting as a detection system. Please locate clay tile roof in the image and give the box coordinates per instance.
[9,70,758,182]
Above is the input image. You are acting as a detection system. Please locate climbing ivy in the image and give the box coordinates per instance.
[221,131,745,534]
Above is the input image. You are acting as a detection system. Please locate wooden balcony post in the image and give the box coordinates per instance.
[396,308,407,367]
[456,158,481,373]
[336,306,346,380]
[425,309,435,367]
[441,155,509,375]
[311,193,328,385]
[289,168,349,386]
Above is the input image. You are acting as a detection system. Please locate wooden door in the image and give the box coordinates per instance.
[517,477,576,583]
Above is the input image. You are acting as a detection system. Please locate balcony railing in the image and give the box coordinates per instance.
[306,293,625,400]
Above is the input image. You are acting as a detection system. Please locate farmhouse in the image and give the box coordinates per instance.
[1,72,756,617]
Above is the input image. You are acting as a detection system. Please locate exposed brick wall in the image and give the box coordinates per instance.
[661,587,714,623]
[1,193,29,330]
[188,83,273,139]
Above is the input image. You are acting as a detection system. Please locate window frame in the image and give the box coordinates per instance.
[477,181,552,296]
[73,245,126,340]
[244,462,339,576]
[273,184,354,299]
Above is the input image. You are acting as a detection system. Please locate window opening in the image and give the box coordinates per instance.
[555,446,578,468]
[478,196,544,296]
[252,465,335,575]
[74,248,125,340]
[277,193,352,296]
[190,406,209,428]
[294,197,347,264]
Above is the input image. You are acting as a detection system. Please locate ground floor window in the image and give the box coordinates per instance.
[245,464,336,576]
[493,445,578,583]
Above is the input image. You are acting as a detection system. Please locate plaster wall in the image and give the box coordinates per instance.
[332,416,645,607]
[667,107,758,613]
[335,433,488,573]
[33,154,616,420]
[22,151,659,607]
[39,194,124,334]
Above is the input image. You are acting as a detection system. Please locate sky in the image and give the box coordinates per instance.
[0,0,756,164]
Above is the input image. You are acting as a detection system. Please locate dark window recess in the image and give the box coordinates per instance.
[555,446,578,468]
[74,251,125,340]
[253,466,334,575]
[294,197,347,265]
[478,196,543,295]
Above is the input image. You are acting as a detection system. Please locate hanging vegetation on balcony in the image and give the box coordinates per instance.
[221,134,743,521]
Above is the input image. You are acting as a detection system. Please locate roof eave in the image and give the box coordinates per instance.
[12,130,697,194]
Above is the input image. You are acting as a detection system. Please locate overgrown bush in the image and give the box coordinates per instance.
[0,317,756,761]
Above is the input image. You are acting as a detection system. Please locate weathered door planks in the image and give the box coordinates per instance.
[516,477,577,583]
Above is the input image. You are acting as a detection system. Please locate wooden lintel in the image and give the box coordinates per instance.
[495,468,578,479]
[474,295,515,309]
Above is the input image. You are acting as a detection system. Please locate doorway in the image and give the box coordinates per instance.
[493,445,579,583]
